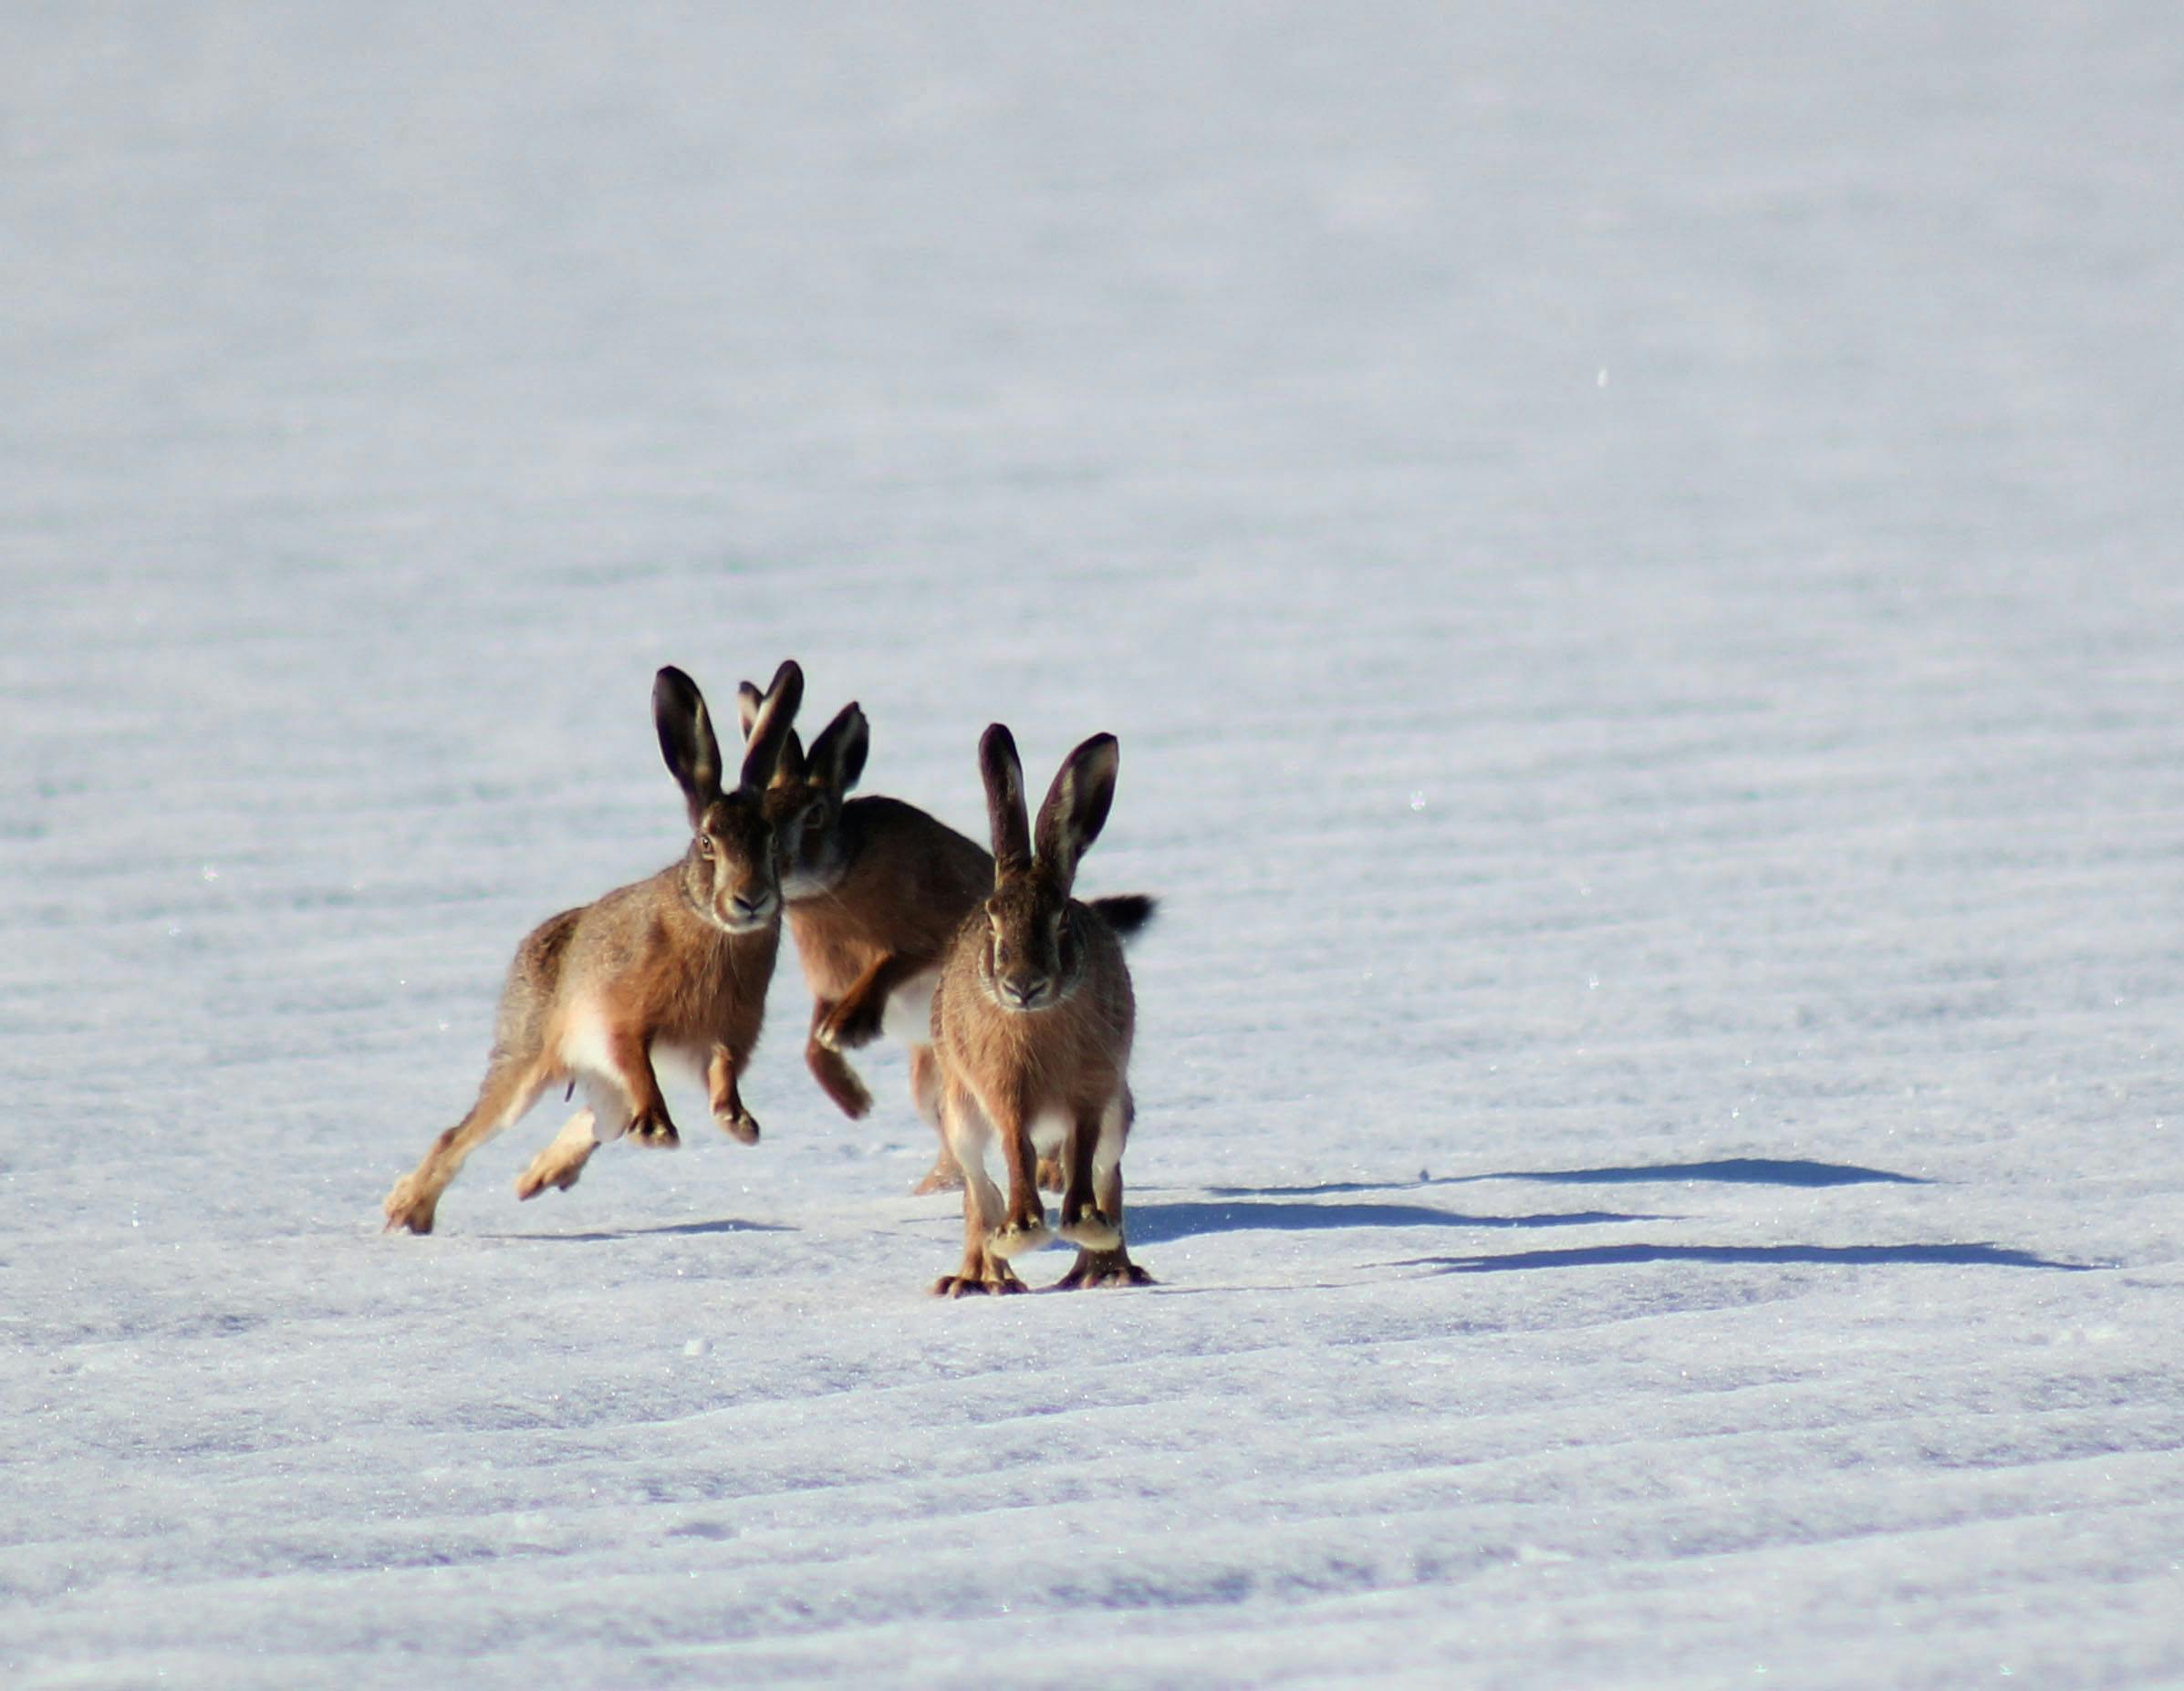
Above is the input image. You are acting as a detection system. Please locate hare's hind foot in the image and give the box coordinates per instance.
[912,1148,966,1194]
[932,1255,1029,1298]
[1056,1209,1122,1251]
[515,1114,598,1200]
[713,1107,760,1146]
[1056,1249,1153,1291]
[514,1159,585,1200]
[382,1173,440,1235]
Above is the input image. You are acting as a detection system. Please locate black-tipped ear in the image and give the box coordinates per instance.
[735,680,764,740]
[655,666,724,824]
[1034,733,1118,889]
[805,702,869,795]
[738,659,805,792]
[979,723,1031,877]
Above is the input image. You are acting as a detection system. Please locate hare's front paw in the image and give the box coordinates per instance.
[629,1113,681,1148]
[714,1107,760,1146]
[986,1215,1051,1260]
[1057,1208,1121,1251]
[817,995,886,1053]
[1035,1156,1066,1194]
[912,1156,965,1195]
[807,1045,872,1119]
[382,1176,439,1235]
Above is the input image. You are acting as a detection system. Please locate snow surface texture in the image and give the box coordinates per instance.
[5,3,2183,1686]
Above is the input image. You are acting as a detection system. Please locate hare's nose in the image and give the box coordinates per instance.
[731,890,776,922]
[1000,976,1040,1009]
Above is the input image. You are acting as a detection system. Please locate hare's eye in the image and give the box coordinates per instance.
[695,835,714,857]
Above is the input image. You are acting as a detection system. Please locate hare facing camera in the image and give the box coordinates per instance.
[739,679,1159,1199]
[928,724,1153,1295]
[381,661,803,1235]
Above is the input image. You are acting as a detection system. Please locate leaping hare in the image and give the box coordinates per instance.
[738,684,1155,1197]
[735,687,987,1193]
[381,660,804,1234]
[927,724,1152,1294]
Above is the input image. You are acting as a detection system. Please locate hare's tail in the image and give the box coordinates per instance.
[1088,894,1157,942]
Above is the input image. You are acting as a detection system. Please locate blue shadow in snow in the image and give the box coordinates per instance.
[482,1218,794,1244]
[1125,1198,1659,1249]
[1399,1241,2096,1274]
[1210,1157,1927,1198]
[1477,1158,1930,1188]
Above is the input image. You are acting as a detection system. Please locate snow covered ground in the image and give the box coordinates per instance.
[5,3,2183,1685]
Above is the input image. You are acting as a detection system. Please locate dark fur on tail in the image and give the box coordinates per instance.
[1088,894,1158,941]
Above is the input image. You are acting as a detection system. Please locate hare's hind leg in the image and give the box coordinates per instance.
[515,1062,640,1199]
[515,1106,599,1199]
[515,1063,631,1200]
[908,1044,965,1194]
[1057,1089,1152,1289]
[931,1077,1025,1296]
[385,1055,556,1234]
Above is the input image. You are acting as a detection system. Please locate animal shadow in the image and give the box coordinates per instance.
[1125,1198,1659,1249]
[1210,1157,1928,1199]
[1399,1240,2095,1275]
[482,1218,795,1244]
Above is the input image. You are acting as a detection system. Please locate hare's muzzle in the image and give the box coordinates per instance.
[723,887,778,930]
[994,972,1055,1011]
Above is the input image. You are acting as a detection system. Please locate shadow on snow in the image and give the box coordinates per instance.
[1124,1198,1659,1248]
[477,1218,795,1243]
[1209,1157,1928,1199]
[1395,1240,2096,1274]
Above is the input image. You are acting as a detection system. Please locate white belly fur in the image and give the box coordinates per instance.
[1029,1108,1068,1158]
[881,969,940,1047]
[557,1000,704,1136]
[556,1001,618,1087]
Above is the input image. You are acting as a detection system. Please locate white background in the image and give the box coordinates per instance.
[5,4,2181,1686]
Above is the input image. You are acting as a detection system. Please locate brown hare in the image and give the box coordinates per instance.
[927,723,1152,1295]
[735,687,988,1193]
[737,684,1155,1197]
[381,660,803,1235]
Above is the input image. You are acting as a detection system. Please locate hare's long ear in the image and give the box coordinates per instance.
[738,659,806,792]
[737,681,805,786]
[805,702,869,796]
[774,730,806,788]
[1034,733,1118,891]
[655,666,724,825]
[979,723,1031,878]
